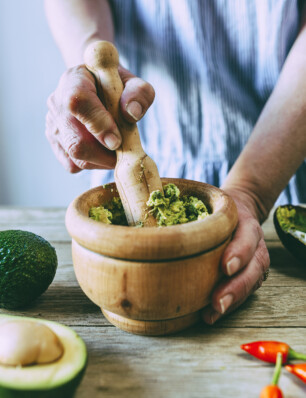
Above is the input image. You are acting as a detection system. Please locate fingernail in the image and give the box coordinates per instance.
[126,101,143,121]
[219,293,234,314]
[104,132,121,150]
[201,309,221,325]
[226,257,241,276]
[208,310,222,325]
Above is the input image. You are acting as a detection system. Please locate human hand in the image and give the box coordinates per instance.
[45,64,155,173]
[201,188,270,324]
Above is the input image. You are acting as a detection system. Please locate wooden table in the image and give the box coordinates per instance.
[0,207,305,397]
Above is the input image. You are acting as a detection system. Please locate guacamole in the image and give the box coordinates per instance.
[89,197,128,226]
[276,206,306,244]
[89,183,210,227]
[147,183,209,226]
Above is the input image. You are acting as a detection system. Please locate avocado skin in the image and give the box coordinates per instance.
[0,230,58,309]
[0,363,87,398]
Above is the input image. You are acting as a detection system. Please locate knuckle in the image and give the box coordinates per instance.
[46,93,55,110]
[45,111,54,128]
[72,159,90,170]
[242,239,254,255]
[66,163,80,174]
[136,79,155,104]
[58,65,95,111]
[248,217,261,236]
[146,82,155,103]
[255,241,270,273]
[83,109,116,135]
[138,80,155,100]
[66,138,86,160]
[125,78,155,107]
[253,277,263,292]
[241,276,252,299]
[59,67,79,85]
[45,113,57,140]
[66,90,88,115]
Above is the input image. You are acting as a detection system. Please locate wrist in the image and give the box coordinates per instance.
[221,182,270,225]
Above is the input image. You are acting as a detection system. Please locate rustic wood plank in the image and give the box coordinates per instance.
[0,207,67,222]
[1,282,305,328]
[0,224,71,242]
[0,206,305,398]
[0,207,70,241]
[71,325,306,398]
[217,285,306,327]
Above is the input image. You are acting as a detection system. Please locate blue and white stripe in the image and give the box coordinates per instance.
[91,0,306,204]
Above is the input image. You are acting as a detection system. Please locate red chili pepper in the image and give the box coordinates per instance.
[285,364,306,383]
[260,353,284,398]
[241,341,306,364]
[260,385,283,398]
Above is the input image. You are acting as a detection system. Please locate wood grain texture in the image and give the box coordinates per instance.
[0,207,305,397]
[65,179,238,260]
[66,178,238,334]
[71,237,228,321]
[65,326,306,398]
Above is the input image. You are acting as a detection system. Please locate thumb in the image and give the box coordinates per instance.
[118,66,155,123]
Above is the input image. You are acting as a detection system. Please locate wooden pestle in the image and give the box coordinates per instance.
[84,41,163,227]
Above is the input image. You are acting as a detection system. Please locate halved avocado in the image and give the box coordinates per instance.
[273,205,306,264]
[0,315,87,398]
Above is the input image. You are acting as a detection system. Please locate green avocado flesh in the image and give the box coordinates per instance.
[89,196,128,226]
[276,206,306,244]
[0,230,58,309]
[0,315,87,398]
[89,183,210,226]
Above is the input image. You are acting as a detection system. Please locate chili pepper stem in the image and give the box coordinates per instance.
[288,347,306,361]
[272,353,283,386]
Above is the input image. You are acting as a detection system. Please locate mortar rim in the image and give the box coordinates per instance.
[65,178,238,260]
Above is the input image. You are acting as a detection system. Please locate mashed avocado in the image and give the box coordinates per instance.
[276,206,306,234]
[276,205,306,244]
[147,183,209,226]
[89,197,128,226]
[89,183,210,227]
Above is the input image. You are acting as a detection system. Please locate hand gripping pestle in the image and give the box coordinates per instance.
[84,41,163,227]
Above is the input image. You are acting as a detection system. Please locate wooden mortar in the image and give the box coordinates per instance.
[66,178,238,336]
[84,41,163,227]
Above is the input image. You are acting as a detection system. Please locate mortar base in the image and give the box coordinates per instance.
[101,308,201,336]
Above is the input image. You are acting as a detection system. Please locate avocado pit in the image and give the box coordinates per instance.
[0,319,64,367]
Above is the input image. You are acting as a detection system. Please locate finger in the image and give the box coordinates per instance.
[201,297,248,325]
[48,132,111,173]
[48,92,117,168]
[67,90,122,151]
[202,238,270,324]
[56,114,116,169]
[45,114,81,173]
[60,66,122,151]
[221,212,263,277]
[118,66,155,122]
[46,111,115,172]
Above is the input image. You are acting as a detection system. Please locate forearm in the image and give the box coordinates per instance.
[45,0,114,67]
[222,23,306,222]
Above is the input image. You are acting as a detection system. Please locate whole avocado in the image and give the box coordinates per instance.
[0,230,57,309]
